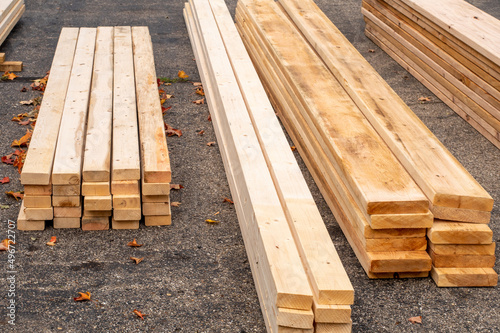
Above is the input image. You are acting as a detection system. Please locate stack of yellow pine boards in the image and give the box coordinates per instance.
[362,0,500,149]
[18,26,172,231]
[0,0,25,71]
[184,0,354,331]
[236,0,497,287]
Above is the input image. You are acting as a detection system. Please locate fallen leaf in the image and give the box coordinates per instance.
[130,257,144,264]
[193,82,202,86]
[3,72,18,80]
[18,120,31,126]
[223,197,234,204]
[127,239,143,247]
[193,98,205,104]
[12,149,26,174]
[0,204,9,209]
[0,239,14,251]
[198,130,205,136]
[5,191,23,201]
[1,177,9,184]
[12,113,28,122]
[206,141,215,146]
[157,78,163,86]
[171,201,181,207]
[409,316,422,324]
[162,106,172,114]
[74,291,92,302]
[170,184,184,190]
[46,236,57,246]
[205,219,219,224]
[291,146,297,151]
[195,87,205,96]
[20,87,27,92]
[178,70,189,79]
[418,96,431,102]
[19,100,34,105]
[31,73,49,91]
[164,122,182,137]
[1,155,14,165]
[133,309,148,320]
[213,211,220,216]
[207,114,212,121]
[11,129,32,147]
[368,49,375,53]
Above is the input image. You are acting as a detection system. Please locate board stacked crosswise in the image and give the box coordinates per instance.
[235,0,497,288]
[17,26,172,231]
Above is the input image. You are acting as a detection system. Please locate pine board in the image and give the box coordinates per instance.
[430,267,498,287]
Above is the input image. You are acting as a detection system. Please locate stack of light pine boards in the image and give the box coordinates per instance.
[235,0,497,287]
[0,0,25,71]
[17,26,172,231]
[362,0,500,149]
[184,0,355,331]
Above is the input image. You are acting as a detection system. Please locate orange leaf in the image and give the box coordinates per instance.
[133,309,148,320]
[195,87,205,96]
[177,70,189,79]
[5,191,23,201]
[11,129,32,147]
[205,219,219,224]
[290,146,297,151]
[1,177,9,184]
[207,114,212,121]
[409,316,422,324]
[12,113,29,121]
[171,201,181,207]
[170,184,184,190]
[206,141,215,146]
[192,82,202,86]
[368,49,375,53]
[223,197,234,204]
[193,98,205,105]
[4,72,18,80]
[46,236,57,246]
[1,155,14,165]
[127,239,143,247]
[130,257,144,264]
[74,291,91,302]
[418,96,431,103]
[0,239,15,251]
[198,130,205,136]
[164,122,182,137]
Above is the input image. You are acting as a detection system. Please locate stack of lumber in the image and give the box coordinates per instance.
[184,0,354,331]
[0,0,24,47]
[236,0,433,282]
[0,52,21,71]
[236,0,497,287]
[362,0,500,149]
[18,26,172,231]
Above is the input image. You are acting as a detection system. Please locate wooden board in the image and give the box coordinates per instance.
[365,237,427,252]
[209,0,353,305]
[113,208,141,221]
[431,205,491,224]
[428,241,495,256]
[427,221,493,244]
[24,184,52,195]
[142,194,170,203]
[0,0,24,47]
[132,26,171,183]
[111,180,139,195]
[52,28,96,185]
[111,219,139,229]
[52,195,80,207]
[369,212,433,229]
[82,26,113,182]
[237,13,431,277]
[112,26,140,181]
[313,303,352,324]
[23,205,53,221]
[238,0,428,217]
[189,0,313,311]
[0,52,4,62]
[142,202,171,216]
[82,216,109,230]
[84,195,112,211]
[0,0,19,23]
[53,184,80,196]
[113,194,140,209]
[21,28,79,185]
[53,217,80,229]
[82,182,110,196]
[23,195,52,208]
[278,0,494,213]
[428,248,495,268]
[430,267,498,287]
[277,308,314,329]
[83,210,112,217]
[0,60,22,71]
[53,206,82,218]
[144,215,172,226]
[315,322,352,333]
[141,178,170,195]
[17,200,45,230]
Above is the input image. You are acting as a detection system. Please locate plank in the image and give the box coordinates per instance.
[0,52,4,62]
[53,184,80,196]
[277,308,313,329]
[364,27,500,151]
[315,322,352,333]
[428,241,496,256]
[190,0,313,310]
[112,26,140,181]
[113,194,140,209]
[369,212,432,229]
[111,180,139,195]
[141,178,170,195]
[142,202,171,216]
[113,208,141,221]
[52,28,96,185]
[21,28,79,185]
[82,26,113,182]
[82,216,109,230]
[209,0,353,305]
[53,206,82,218]
[365,237,427,252]
[428,249,495,268]
[53,217,80,229]
[313,303,352,324]
[23,195,52,208]
[278,0,493,212]
[0,0,18,23]
[431,205,491,224]
[83,210,112,217]
[17,201,45,230]
[23,206,53,221]
[132,26,171,184]
[111,219,139,229]
[24,184,52,195]
[430,267,498,287]
[82,182,110,196]
[0,60,22,71]
[237,14,431,276]
[84,195,112,211]
[144,215,172,226]
[0,0,24,47]
[427,221,493,244]
[52,196,80,207]
[142,194,170,203]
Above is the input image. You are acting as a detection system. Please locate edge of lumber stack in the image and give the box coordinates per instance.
[0,0,25,71]
[184,0,354,330]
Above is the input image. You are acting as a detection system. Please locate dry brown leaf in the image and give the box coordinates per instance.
[74,291,91,302]
[130,257,144,264]
[193,98,205,104]
[11,129,32,147]
[5,191,23,201]
[207,114,212,121]
[3,72,18,80]
[133,309,148,320]
[178,70,189,79]
[192,82,202,86]
[223,197,234,204]
[1,177,9,184]
[164,122,182,137]
[409,316,422,324]
[0,239,14,251]
[170,184,184,190]
[195,87,205,96]
[46,236,57,246]
[290,146,297,151]
[368,49,375,53]
[418,96,431,102]
[205,219,219,224]
[171,202,181,207]
[198,130,205,136]
[206,141,215,146]
[127,239,143,247]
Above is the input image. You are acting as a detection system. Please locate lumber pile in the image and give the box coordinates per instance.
[18,26,172,231]
[235,0,497,287]
[0,0,24,71]
[362,0,500,149]
[184,0,354,331]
